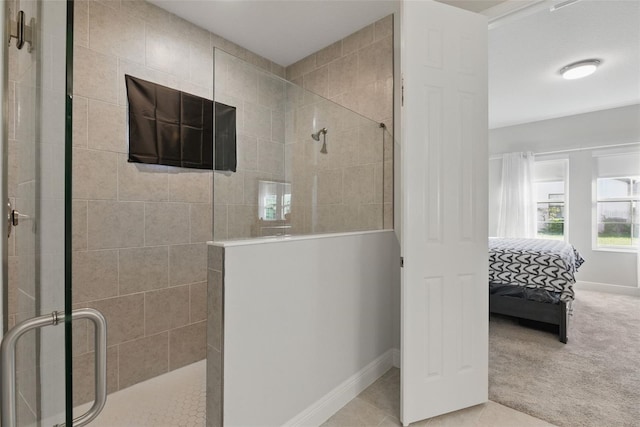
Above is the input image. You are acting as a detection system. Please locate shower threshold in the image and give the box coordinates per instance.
[74,360,206,427]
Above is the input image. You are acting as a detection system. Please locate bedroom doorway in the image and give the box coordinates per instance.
[486,1,640,426]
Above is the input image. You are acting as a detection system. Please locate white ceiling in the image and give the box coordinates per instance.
[437,0,508,13]
[489,0,640,128]
[149,0,640,129]
[148,0,399,66]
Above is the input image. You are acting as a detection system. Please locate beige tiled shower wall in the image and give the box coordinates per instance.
[212,49,389,239]
[286,87,388,234]
[71,0,281,405]
[213,51,287,240]
[285,15,394,229]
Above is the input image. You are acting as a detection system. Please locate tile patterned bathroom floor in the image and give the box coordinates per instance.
[77,362,553,426]
[323,368,556,427]
[74,360,206,427]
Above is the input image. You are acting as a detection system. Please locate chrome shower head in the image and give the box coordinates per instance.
[311,128,327,141]
[320,141,328,154]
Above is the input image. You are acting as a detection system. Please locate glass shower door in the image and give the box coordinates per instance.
[1,1,105,426]
[1,0,71,425]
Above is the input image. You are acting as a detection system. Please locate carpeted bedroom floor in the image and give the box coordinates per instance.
[489,289,640,427]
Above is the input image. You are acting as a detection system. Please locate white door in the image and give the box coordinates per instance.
[401,1,489,425]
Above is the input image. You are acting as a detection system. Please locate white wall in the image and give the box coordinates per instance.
[490,104,640,155]
[489,105,640,288]
[222,230,400,426]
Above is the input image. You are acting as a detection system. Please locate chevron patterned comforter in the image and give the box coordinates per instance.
[489,238,585,302]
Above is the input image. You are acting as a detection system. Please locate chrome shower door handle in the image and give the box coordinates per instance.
[62,308,108,427]
[0,308,108,427]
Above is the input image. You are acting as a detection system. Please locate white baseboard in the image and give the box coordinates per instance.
[283,348,398,427]
[575,281,640,297]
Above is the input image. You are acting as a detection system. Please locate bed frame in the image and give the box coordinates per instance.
[489,294,570,343]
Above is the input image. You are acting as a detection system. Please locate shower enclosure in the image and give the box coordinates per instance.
[213,49,392,240]
[1,1,106,426]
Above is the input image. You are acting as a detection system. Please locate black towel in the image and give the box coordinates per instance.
[125,75,236,172]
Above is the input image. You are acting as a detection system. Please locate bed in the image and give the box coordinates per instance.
[488,237,585,343]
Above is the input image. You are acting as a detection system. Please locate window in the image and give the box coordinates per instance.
[258,180,291,221]
[535,181,565,240]
[534,160,568,241]
[596,177,640,249]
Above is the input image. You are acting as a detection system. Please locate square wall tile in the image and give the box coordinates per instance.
[73,148,117,200]
[118,155,169,202]
[213,171,244,205]
[118,246,169,294]
[72,249,118,303]
[189,40,214,88]
[357,37,393,87]
[375,15,393,41]
[207,269,223,351]
[237,133,258,171]
[118,333,169,389]
[74,0,89,47]
[169,243,207,286]
[86,293,145,346]
[342,24,374,55]
[303,66,329,99]
[169,321,206,370]
[244,102,272,140]
[207,245,224,272]
[74,45,118,103]
[88,100,127,153]
[73,346,118,406]
[73,96,88,148]
[316,169,344,205]
[344,165,375,205]
[73,201,88,251]
[87,201,144,249]
[145,26,190,78]
[227,205,257,239]
[89,1,146,64]
[190,282,207,323]
[168,169,211,203]
[257,74,285,112]
[212,204,228,241]
[73,319,88,357]
[190,203,212,243]
[328,53,358,99]
[144,202,190,246]
[257,140,284,177]
[144,285,190,335]
[316,41,343,67]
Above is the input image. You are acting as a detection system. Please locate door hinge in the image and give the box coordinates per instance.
[8,10,35,52]
[400,257,404,268]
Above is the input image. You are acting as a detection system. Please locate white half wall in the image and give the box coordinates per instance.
[221,230,400,426]
[489,105,640,288]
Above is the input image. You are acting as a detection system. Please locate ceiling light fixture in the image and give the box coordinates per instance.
[550,0,583,12]
[560,59,601,80]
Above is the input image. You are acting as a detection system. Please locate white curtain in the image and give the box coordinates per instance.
[497,152,536,238]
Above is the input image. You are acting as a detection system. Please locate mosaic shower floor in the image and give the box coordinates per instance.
[75,360,206,427]
[75,359,550,427]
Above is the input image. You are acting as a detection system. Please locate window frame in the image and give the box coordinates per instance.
[594,175,640,251]
[533,159,569,242]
